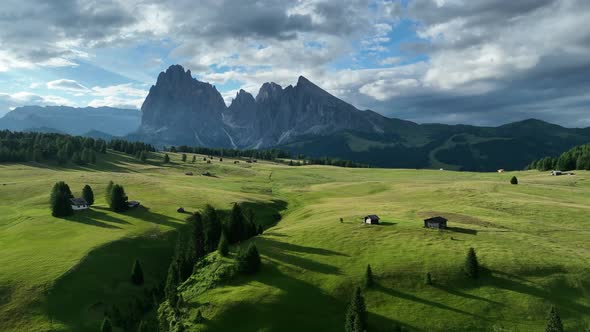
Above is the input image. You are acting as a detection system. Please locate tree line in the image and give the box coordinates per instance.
[170,145,289,161]
[527,143,590,171]
[0,130,106,164]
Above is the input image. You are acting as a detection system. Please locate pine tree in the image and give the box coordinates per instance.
[345,287,367,332]
[202,205,221,252]
[182,153,187,162]
[100,316,113,332]
[139,150,148,162]
[190,213,206,259]
[109,184,128,212]
[227,203,246,243]
[105,180,114,205]
[50,181,73,217]
[131,259,144,285]
[257,224,264,235]
[165,260,180,305]
[217,231,229,256]
[464,247,479,279]
[510,176,518,185]
[163,154,170,163]
[365,264,374,288]
[192,155,196,163]
[236,243,261,274]
[82,185,94,206]
[545,306,563,332]
[425,272,433,285]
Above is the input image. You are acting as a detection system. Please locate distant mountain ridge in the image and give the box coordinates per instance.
[133,65,590,171]
[0,106,140,137]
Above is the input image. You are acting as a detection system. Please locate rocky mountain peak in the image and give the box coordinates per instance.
[256,82,283,103]
[231,89,255,106]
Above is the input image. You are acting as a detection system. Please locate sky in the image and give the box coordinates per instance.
[0,0,589,127]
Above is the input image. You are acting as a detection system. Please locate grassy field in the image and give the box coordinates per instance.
[0,151,589,331]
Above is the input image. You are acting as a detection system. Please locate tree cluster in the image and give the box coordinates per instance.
[105,181,128,212]
[50,181,74,217]
[235,243,261,274]
[291,156,370,168]
[527,143,590,171]
[345,287,367,332]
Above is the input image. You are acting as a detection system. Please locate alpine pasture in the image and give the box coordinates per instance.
[0,151,589,331]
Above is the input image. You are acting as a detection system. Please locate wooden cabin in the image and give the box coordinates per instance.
[424,216,448,229]
[70,198,89,210]
[364,215,380,224]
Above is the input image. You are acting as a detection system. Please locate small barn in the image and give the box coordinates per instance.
[70,198,89,210]
[128,201,141,209]
[364,215,380,224]
[497,169,505,173]
[424,216,448,229]
[551,170,563,176]
[185,172,193,176]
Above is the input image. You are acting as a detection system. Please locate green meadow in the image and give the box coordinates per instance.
[1,151,589,331]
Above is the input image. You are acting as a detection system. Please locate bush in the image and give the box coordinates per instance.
[510,176,518,185]
[236,243,261,274]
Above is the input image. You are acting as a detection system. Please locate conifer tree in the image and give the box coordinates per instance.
[227,203,246,243]
[464,247,479,279]
[105,180,114,205]
[202,205,222,252]
[236,243,261,274]
[192,155,196,163]
[163,153,170,163]
[50,181,73,217]
[82,185,94,206]
[425,272,433,285]
[165,260,180,305]
[72,151,83,165]
[545,306,564,332]
[182,153,187,162]
[195,309,204,323]
[365,264,374,288]
[100,316,113,332]
[345,287,367,332]
[257,224,264,235]
[510,176,518,185]
[109,184,128,212]
[217,231,229,256]
[191,212,206,259]
[139,150,147,162]
[131,259,144,285]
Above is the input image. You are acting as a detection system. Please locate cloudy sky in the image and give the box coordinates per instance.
[0,0,589,126]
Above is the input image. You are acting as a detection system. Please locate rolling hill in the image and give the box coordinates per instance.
[0,151,589,331]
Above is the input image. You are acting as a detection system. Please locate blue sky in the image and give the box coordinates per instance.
[0,0,589,127]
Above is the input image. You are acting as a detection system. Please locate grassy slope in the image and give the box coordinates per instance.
[1,152,589,331]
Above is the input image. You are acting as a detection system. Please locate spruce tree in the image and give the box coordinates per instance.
[50,181,73,217]
[182,153,187,162]
[165,260,180,305]
[545,306,563,332]
[425,272,433,285]
[105,180,114,205]
[227,203,246,243]
[109,184,128,212]
[131,259,144,285]
[191,213,206,259]
[202,205,221,252]
[345,287,367,332]
[217,231,229,256]
[163,154,170,163]
[236,243,261,274]
[192,155,196,163]
[365,264,374,288]
[100,316,113,332]
[82,185,94,206]
[510,176,518,185]
[464,247,479,279]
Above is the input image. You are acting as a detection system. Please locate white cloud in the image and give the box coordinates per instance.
[47,79,89,92]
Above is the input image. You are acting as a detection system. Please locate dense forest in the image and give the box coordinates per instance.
[527,144,590,171]
[0,130,155,165]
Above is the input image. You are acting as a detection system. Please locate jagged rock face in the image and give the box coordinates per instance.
[139,65,230,147]
[138,64,388,148]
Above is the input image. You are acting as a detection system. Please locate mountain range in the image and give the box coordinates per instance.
[0,105,140,137]
[1,64,589,171]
